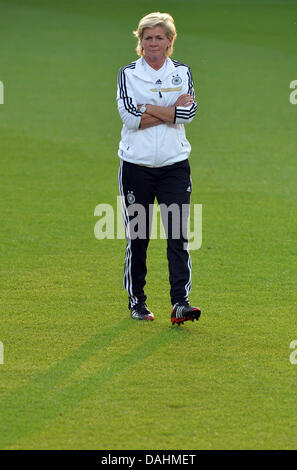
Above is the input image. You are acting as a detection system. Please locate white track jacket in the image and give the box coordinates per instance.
[117,57,197,168]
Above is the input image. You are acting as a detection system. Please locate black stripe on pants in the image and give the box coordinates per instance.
[118,158,192,309]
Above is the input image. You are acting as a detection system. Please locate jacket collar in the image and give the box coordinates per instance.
[132,57,176,82]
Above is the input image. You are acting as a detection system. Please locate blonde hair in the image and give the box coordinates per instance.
[133,12,177,57]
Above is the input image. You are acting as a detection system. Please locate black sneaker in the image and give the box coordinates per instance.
[130,303,154,321]
[171,302,201,325]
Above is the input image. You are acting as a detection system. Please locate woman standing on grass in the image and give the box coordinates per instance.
[117,12,201,325]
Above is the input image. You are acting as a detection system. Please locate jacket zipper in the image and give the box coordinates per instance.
[155,79,163,165]
[156,79,162,98]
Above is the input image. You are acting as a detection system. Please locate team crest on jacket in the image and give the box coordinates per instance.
[127,191,135,204]
[171,75,182,85]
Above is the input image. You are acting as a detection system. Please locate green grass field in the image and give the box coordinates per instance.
[0,0,296,450]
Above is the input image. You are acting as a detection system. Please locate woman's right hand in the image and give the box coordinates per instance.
[174,94,194,107]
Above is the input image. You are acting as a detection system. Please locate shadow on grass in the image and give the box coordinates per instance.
[0,319,189,448]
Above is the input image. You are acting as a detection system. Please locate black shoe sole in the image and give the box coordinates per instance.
[171,308,201,326]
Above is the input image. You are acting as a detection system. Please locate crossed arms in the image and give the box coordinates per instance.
[139,94,194,129]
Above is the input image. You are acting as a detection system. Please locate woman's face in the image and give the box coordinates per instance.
[141,25,172,61]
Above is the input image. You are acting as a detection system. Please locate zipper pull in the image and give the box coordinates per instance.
[156,79,162,98]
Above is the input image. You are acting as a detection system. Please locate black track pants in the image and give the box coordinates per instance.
[118,158,192,309]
